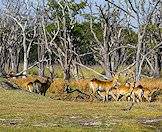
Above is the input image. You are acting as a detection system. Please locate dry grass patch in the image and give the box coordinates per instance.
[10,76,45,91]
[70,79,90,93]
[12,76,91,94]
[141,78,162,90]
[49,79,66,94]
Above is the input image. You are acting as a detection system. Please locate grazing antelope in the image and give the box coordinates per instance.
[89,74,120,101]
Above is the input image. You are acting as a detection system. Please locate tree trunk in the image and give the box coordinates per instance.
[154,49,161,77]
[9,48,17,74]
[23,51,28,76]
[22,31,28,77]
[0,46,7,76]
[38,62,45,77]
[64,66,71,81]
[135,47,141,82]
[135,32,144,82]
[16,48,21,73]
[101,60,112,79]
[71,60,79,80]
[101,48,112,79]
[38,44,45,77]
[48,54,54,79]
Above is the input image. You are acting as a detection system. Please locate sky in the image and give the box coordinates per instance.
[0,0,107,7]
[0,0,158,30]
[0,0,136,28]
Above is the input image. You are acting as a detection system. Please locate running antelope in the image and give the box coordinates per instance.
[131,82,159,102]
[109,81,134,101]
[142,87,159,102]
[97,91,109,102]
[89,74,120,101]
[130,82,144,102]
[128,82,159,103]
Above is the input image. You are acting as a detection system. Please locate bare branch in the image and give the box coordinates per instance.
[75,62,108,79]
[106,0,136,19]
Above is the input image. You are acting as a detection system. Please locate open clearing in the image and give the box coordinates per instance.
[0,88,162,131]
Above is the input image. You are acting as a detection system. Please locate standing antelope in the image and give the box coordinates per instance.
[27,79,42,93]
[89,74,119,101]
[27,77,53,96]
[27,82,34,93]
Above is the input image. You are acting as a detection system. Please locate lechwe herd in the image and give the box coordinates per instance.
[26,73,160,102]
[89,74,160,103]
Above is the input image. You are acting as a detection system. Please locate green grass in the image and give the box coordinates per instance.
[0,89,161,131]
[27,65,104,79]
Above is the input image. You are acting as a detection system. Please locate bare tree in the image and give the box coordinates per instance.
[88,2,129,79]
[125,0,162,82]
[3,0,37,77]
[47,0,85,80]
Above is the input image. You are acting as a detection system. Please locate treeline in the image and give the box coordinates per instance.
[0,0,162,82]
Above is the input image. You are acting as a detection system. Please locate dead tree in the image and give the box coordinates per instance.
[125,0,161,81]
[4,0,37,77]
[47,0,85,80]
[88,2,129,79]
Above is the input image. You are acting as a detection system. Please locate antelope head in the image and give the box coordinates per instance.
[112,73,120,87]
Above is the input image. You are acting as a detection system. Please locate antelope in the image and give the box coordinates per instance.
[128,82,159,103]
[131,82,159,102]
[130,82,144,102]
[142,87,159,102]
[27,79,42,93]
[89,74,120,101]
[97,91,109,102]
[109,80,144,103]
[109,81,134,101]
[27,77,53,96]
[128,83,159,102]
[27,82,34,93]
[32,79,43,94]
[34,77,52,96]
